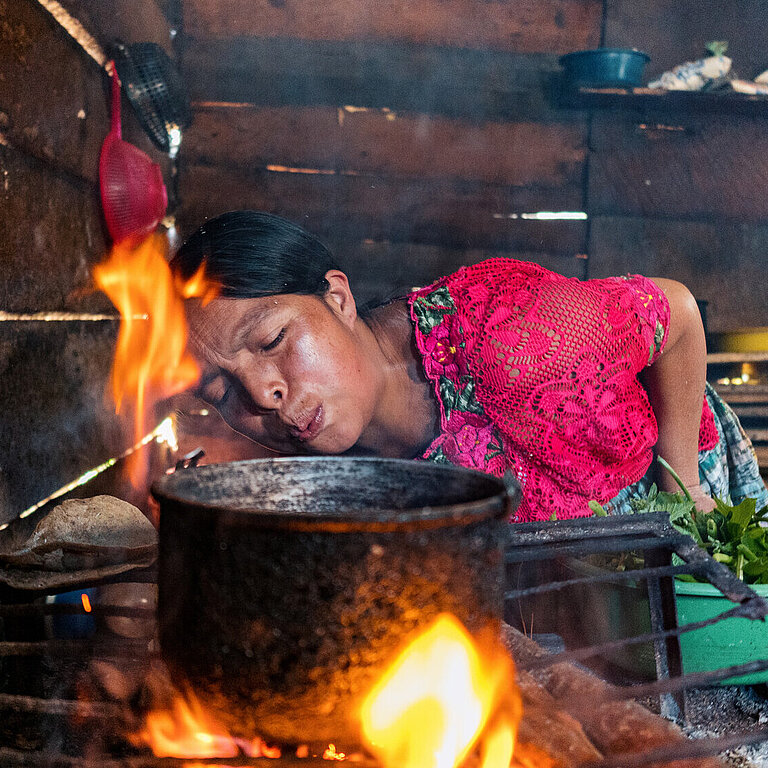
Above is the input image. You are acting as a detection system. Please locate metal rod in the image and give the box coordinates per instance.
[0,693,122,718]
[674,536,768,605]
[603,658,768,700]
[2,417,175,529]
[520,599,765,670]
[505,534,685,563]
[508,511,691,542]
[579,726,768,768]
[643,546,685,722]
[505,562,694,601]
[0,748,377,768]
[0,639,152,658]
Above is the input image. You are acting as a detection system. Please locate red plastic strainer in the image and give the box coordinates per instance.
[99,67,168,243]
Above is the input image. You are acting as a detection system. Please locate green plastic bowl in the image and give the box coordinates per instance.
[676,580,768,685]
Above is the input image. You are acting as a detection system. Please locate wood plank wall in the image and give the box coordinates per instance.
[178,0,601,302]
[178,0,768,329]
[590,0,768,333]
[0,0,173,522]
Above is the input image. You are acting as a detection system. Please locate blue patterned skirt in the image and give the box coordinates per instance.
[608,383,768,514]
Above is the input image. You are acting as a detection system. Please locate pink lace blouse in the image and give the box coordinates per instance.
[408,259,718,522]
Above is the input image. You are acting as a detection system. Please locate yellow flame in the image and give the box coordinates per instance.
[92,235,216,485]
[323,743,347,760]
[360,614,522,768]
[156,414,179,453]
[135,690,276,760]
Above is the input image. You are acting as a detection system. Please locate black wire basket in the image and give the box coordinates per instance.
[108,40,192,154]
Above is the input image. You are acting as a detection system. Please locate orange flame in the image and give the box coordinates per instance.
[134,688,277,760]
[133,616,548,767]
[360,614,522,768]
[92,234,216,484]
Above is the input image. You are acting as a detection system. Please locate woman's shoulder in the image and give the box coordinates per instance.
[443,257,561,289]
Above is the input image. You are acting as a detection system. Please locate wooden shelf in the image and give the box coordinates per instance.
[563,86,768,117]
[708,352,768,364]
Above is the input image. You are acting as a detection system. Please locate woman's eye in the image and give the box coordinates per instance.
[263,328,285,352]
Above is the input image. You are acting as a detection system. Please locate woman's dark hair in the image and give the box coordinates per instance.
[171,210,339,298]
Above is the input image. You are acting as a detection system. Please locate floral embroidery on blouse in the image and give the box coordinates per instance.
[410,286,509,475]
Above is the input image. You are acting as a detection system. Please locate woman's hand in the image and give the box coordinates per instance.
[686,484,717,513]
[643,278,708,500]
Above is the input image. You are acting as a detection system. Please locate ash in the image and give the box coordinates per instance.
[682,686,768,767]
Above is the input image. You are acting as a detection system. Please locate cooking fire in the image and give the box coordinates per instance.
[131,613,537,768]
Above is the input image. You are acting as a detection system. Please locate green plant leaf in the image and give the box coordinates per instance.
[705,40,729,57]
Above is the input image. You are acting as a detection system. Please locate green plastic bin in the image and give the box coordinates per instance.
[675,580,768,685]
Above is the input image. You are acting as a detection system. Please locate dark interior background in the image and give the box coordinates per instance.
[2,0,767,522]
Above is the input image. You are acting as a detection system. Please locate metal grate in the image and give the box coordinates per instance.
[2,512,768,766]
[505,511,768,762]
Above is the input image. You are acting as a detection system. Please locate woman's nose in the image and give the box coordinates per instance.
[246,374,285,411]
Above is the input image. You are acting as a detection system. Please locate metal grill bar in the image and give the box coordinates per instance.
[2,509,767,766]
[507,512,766,606]
[0,639,151,658]
[0,692,122,718]
[517,605,734,670]
[504,509,768,729]
[0,749,377,768]
[506,562,696,601]
[581,728,768,768]
[644,545,684,720]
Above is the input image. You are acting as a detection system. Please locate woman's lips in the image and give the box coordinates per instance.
[291,405,324,442]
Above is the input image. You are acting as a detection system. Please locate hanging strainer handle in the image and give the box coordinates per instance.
[109,65,122,140]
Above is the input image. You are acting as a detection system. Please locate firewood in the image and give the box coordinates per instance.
[504,625,726,768]
[516,668,603,767]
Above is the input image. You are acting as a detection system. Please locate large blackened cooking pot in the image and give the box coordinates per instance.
[152,457,519,747]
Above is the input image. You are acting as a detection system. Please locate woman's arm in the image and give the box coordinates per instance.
[643,278,714,509]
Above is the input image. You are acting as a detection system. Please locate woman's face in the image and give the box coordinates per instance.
[185,272,383,455]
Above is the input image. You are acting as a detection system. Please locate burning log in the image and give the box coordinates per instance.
[504,625,726,768]
[515,669,602,766]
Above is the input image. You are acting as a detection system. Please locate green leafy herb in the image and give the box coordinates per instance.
[589,456,768,584]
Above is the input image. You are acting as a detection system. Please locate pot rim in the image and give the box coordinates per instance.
[152,456,519,533]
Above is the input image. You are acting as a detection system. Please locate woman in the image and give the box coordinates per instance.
[171,210,768,522]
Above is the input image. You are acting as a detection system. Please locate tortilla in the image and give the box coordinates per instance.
[0,495,157,571]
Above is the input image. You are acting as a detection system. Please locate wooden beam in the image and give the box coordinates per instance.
[588,113,768,222]
[0,144,109,312]
[177,164,587,254]
[185,105,587,188]
[588,215,768,334]
[329,240,588,306]
[183,38,571,121]
[184,0,602,54]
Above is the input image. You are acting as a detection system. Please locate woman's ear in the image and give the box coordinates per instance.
[323,269,357,325]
